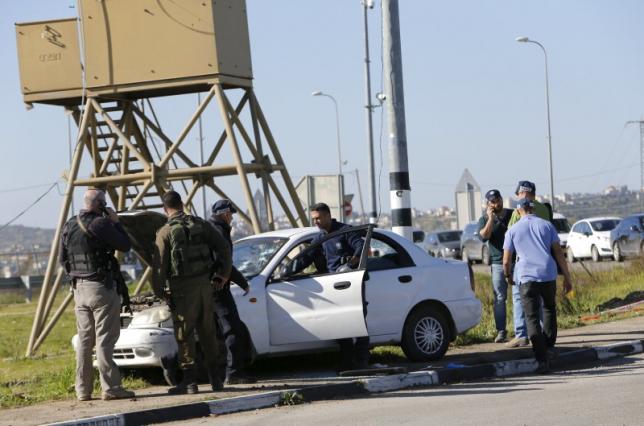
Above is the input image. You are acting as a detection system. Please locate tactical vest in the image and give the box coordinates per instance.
[63,213,112,279]
[167,215,214,278]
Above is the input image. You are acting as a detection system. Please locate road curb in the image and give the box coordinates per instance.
[48,340,644,426]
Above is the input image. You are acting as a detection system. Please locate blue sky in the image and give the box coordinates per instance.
[2,0,643,228]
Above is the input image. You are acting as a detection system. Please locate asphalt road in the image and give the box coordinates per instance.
[180,353,644,426]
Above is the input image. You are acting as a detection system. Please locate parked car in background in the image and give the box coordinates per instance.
[552,213,571,251]
[423,230,462,259]
[567,216,621,262]
[460,222,489,265]
[74,212,482,382]
[610,213,644,261]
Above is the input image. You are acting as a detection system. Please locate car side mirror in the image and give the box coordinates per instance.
[584,231,592,237]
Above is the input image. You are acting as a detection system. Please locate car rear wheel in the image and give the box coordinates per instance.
[482,245,490,266]
[591,245,602,262]
[401,306,450,362]
[567,247,576,263]
[613,242,623,262]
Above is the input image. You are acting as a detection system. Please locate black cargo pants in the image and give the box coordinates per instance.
[213,287,246,378]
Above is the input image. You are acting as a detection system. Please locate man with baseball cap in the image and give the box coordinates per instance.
[503,198,573,373]
[505,180,551,348]
[208,199,256,384]
[478,189,513,343]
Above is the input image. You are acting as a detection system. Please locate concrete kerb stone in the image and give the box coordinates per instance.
[46,340,644,426]
[594,339,644,361]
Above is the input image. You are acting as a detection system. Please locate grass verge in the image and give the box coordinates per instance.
[0,291,148,409]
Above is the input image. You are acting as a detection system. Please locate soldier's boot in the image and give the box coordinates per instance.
[168,369,198,395]
[208,367,224,392]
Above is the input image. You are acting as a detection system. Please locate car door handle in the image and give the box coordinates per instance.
[334,281,351,290]
[398,275,412,283]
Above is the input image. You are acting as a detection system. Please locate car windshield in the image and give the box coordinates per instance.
[233,237,288,278]
[437,231,462,243]
[589,220,619,232]
[553,218,571,233]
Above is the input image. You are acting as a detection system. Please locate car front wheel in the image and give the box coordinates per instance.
[613,242,623,262]
[591,245,602,262]
[401,306,450,362]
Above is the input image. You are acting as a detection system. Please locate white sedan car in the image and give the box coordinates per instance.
[567,216,621,262]
[74,212,481,380]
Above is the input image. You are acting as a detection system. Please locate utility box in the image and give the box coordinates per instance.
[15,0,253,105]
[15,18,83,104]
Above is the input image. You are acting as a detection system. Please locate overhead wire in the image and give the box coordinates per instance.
[0,182,61,234]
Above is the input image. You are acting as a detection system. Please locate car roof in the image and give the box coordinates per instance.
[553,213,566,219]
[573,216,621,225]
[235,226,414,243]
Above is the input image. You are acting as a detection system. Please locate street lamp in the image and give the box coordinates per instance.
[516,36,555,210]
[312,91,343,176]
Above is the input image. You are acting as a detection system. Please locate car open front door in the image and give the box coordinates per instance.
[266,225,373,346]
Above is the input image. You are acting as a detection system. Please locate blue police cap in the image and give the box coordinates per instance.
[516,198,535,209]
[211,199,237,215]
[515,180,536,196]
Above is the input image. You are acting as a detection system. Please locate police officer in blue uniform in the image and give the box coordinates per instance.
[294,202,369,371]
[208,199,256,384]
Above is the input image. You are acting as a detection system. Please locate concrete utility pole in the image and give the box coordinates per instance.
[382,0,413,239]
[362,0,378,225]
[625,119,644,211]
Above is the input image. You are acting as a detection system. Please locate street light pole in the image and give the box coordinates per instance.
[312,91,343,176]
[361,0,378,225]
[516,36,555,211]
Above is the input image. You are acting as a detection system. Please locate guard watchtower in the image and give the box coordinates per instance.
[16,0,308,356]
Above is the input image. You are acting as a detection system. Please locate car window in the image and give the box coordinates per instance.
[639,217,644,228]
[233,237,288,278]
[589,219,619,232]
[271,240,319,280]
[571,223,582,234]
[552,218,571,233]
[437,231,461,243]
[367,234,414,271]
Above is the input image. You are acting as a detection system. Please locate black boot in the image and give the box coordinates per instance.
[168,369,199,395]
[208,368,224,392]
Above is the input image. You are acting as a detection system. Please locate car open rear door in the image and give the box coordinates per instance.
[266,225,373,346]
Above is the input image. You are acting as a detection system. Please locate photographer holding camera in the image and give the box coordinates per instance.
[59,188,135,401]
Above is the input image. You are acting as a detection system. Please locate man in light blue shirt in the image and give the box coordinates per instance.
[503,198,573,373]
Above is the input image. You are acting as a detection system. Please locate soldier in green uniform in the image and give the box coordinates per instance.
[152,191,232,394]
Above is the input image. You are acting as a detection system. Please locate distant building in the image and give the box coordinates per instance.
[455,169,482,229]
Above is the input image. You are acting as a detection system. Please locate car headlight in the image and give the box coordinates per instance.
[134,347,154,358]
[130,305,172,326]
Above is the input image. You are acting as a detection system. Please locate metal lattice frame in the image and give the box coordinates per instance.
[25,85,308,356]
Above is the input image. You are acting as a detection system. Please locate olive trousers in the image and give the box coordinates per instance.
[169,277,221,381]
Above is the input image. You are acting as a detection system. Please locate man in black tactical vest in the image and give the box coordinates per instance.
[59,188,135,401]
[152,191,232,395]
[208,199,256,384]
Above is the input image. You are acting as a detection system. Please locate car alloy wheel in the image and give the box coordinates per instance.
[567,247,576,263]
[613,243,623,262]
[401,306,450,362]
[591,245,602,262]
